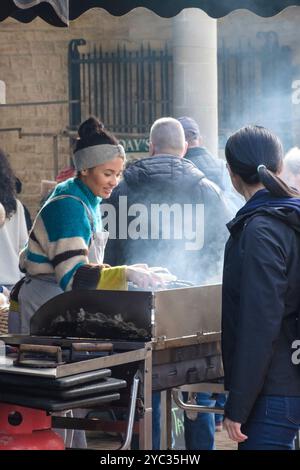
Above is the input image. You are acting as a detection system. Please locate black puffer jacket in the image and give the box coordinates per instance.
[103,155,231,283]
[223,193,300,423]
[185,146,244,217]
[185,146,228,191]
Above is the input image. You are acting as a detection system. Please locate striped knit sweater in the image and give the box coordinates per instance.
[19,178,126,291]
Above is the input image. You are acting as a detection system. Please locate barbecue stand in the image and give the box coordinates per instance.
[1,284,223,449]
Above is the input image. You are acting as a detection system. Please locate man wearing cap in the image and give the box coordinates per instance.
[178,116,243,216]
[104,117,231,450]
[176,117,233,450]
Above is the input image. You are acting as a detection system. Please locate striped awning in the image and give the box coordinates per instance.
[2,0,300,26]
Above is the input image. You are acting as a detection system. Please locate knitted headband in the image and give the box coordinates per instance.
[73,144,126,171]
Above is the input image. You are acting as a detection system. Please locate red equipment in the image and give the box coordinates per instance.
[0,403,64,450]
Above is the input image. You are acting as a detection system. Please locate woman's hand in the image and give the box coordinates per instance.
[126,265,168,290]
[223,418,248,443]
[129,263,149,270]
[148,267,177,283]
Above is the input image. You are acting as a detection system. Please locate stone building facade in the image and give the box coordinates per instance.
[1,7,300,215]
[0,8,172,215]
[218,7,300,152]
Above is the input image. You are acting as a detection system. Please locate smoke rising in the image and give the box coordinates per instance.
[218,8,300,152]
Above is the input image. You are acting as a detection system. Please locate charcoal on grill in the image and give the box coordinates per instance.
[42,308,149,339]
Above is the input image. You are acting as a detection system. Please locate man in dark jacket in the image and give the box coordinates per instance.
[178,116,243,216]
[104,117,230,285]
[103,117,230,450]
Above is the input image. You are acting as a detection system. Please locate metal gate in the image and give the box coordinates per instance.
[68,39,173,133]
[218,31,294,149]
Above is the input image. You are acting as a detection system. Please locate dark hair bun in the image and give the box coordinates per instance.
[75,116,118,152]
[78,116,104,141]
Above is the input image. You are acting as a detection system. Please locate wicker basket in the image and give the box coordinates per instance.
[0,305,9,335]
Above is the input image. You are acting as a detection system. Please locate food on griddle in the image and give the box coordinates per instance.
[43,308,149,339]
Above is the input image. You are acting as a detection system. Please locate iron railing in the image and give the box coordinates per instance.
[218,31,295,149]
[68,39,173,133]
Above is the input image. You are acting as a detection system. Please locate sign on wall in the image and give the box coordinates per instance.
[118,137,149,154]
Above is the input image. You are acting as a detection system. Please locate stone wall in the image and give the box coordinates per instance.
[1,7,300,215]
[218,7,300,150]
[0,8,172,216]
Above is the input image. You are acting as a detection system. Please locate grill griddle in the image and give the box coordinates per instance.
[0,390,122,412]
[30,289,153,339]
[0,368,111,389]
[0,377,126,400]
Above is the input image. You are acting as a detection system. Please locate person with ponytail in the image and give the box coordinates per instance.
[222,125,300,449]
[0,149,28,290]
[11,117,165,335]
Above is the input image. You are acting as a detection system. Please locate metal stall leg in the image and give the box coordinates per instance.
[119,373,140,450]
[166,389,172,450]
[139,343,153,450]
[295,430,300,450]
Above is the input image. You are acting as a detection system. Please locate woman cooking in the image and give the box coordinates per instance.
[10,117,164,334]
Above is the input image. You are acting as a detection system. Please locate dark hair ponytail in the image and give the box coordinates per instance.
[256,164,299,198]
[75,116,118,152]
[225,125,300,198]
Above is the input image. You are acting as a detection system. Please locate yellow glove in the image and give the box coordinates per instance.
[97,266,127,291]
